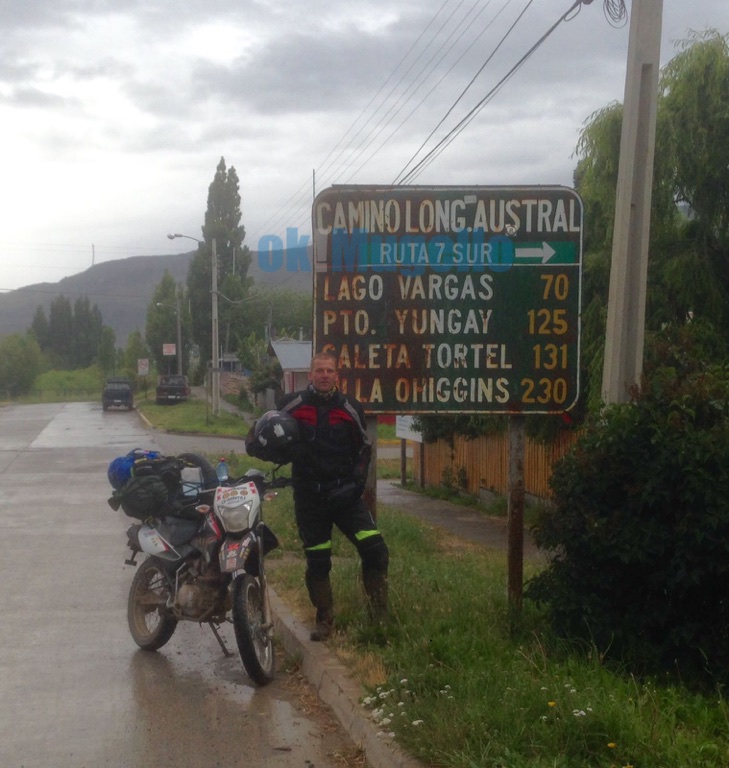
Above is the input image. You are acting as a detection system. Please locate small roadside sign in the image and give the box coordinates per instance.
[395,415,423,443]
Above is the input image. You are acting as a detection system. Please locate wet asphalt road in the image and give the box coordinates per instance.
[0,402,363,768]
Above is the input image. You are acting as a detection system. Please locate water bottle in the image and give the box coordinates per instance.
[215,457,229,482]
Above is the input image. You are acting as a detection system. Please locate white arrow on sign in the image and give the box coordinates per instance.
[515,242,556,264]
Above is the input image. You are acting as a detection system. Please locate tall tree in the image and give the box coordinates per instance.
[72,297,103,368]
[97,326,117,376]
[573,30,729,407]
[30,306,49,349]
[0,334,42,397]
[145,271,189,374]
[187,157,253,370]
[46,295,74,368]
[32,295,106,370]
[651,30,729,334]
[660,30,729,248]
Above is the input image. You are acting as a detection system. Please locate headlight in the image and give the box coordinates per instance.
[218,498,254,533]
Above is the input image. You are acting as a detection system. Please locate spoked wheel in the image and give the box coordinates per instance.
[127,558,178,651]
[232,574,275,685]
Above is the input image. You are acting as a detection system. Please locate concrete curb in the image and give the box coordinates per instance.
[270,589,423,768]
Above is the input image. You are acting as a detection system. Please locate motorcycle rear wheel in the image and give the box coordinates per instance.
[127,558,178,651]
[232,574,275,685]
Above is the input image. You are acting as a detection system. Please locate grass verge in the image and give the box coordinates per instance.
[217,454,729,768]
[135,395,248,436]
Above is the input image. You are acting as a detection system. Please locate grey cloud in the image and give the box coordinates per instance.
[188,27,410,115]
[0,86,76,109]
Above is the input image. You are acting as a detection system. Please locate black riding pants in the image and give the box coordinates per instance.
[293,490,389,580]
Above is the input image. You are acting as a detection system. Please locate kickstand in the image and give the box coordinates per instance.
[208,622,233,657]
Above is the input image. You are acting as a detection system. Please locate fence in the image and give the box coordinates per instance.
[411,428,578,501]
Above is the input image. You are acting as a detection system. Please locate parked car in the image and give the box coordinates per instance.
[102,377,134,411]
[155,374,190,405]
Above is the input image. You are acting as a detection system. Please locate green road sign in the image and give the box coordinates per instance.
[312,185,583,415]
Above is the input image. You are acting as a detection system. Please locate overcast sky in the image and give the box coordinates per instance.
[1,0,725,292]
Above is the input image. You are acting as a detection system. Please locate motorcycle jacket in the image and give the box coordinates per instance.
[277,385,371,493]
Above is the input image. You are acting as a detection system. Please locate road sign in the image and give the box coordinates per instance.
[312,185,583,414]
[395,415,423,443]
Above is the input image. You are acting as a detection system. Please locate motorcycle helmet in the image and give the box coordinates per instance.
[107,455,135,489]
[248,410,299,463]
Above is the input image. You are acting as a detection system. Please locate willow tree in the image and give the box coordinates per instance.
[653,30,729,330]
[574,29,729,408]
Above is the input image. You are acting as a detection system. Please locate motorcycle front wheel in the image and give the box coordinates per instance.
[232,574,275,685]
[127,558,178,651]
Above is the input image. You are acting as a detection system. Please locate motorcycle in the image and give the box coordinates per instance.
[122,455,291,686]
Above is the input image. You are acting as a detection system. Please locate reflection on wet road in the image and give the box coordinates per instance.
[0,402,362,768]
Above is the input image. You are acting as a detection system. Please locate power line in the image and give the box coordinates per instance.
[250,0,601,244]
[247,0,483,244]
[394,0,535,184]
[347,0,514,183]
[397,0,587,184]
[317,0,479,185]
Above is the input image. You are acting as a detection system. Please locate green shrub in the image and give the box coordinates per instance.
[526,363,729,685]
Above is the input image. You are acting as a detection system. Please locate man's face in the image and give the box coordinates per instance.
[310,357,338,393]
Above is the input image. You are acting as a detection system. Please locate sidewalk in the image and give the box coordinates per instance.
[377,479,541,557]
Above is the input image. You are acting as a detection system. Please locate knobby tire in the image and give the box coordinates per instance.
[127,558,178,651]
[232,574,275,686]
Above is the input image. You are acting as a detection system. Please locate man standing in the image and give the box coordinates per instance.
[277,351,389,641]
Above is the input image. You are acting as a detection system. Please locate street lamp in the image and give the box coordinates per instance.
[167,233,220,416]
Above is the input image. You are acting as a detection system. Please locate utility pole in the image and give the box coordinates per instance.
[211,237,221,417]
[602,0,663,403]
[167,232,214,399]
[175,288,183,376]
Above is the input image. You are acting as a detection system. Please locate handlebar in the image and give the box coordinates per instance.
[188,470,294,498]
[262,475,295,490]
[220,471,294,493]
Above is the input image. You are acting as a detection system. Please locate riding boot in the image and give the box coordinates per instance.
[305,573,334,641]
[363,569,388,622]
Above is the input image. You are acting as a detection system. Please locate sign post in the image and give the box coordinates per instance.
[312,185,583,607]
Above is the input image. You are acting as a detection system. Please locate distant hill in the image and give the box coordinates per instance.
[0,248,312,347]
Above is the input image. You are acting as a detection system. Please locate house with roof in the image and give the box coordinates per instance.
[270,338,312,393]
[257,338,312,409]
